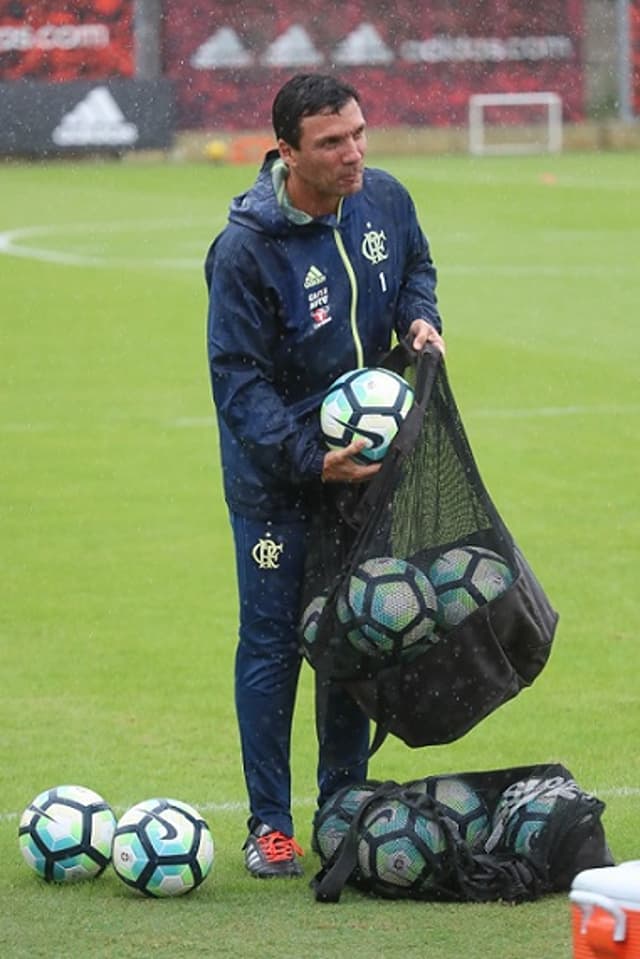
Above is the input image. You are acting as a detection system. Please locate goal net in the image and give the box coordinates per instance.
[468,92,562,155]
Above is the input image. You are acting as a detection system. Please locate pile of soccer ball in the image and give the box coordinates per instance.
[313,774,567,899]
[314,776,491,897]
[302,543,514,662]
[18,784,214,897]
[305,366,515,661]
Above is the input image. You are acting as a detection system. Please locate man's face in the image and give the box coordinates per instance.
[278,98,367,215]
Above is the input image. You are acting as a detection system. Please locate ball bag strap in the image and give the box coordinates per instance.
[311,780,400,903]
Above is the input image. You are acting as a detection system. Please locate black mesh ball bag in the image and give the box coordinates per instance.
[300,341,559,753]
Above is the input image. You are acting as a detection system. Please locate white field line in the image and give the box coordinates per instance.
[0,220,638,276]
[446,263,636,277]
[0,416,217,434]
[2,404,639,436]
[467,403,640,420]
[2,796,315,824]
[0,219,214,270]
[404,169,640,193]
[2,786,639,824]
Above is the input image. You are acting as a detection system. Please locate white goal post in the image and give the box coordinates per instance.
[468,92,563,156]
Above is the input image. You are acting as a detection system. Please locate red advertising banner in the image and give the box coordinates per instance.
[632,0,640,115]
[0,0,133,81]
[162,0,585,130]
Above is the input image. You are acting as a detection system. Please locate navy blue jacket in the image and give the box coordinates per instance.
[205,151,441,520]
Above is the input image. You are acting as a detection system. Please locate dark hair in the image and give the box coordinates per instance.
[272,74,361,149]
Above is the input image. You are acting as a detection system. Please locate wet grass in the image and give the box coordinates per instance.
[1,150,638,957]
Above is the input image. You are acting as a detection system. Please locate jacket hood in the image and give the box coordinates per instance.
[227,149,354,237]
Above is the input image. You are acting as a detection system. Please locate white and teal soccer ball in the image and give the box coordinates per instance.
[428,544,514,629]
[320,367,414,462]
[111,798,214,897]
[18,784,116,882]
[337,556,438,659]
[300,593,327,652]
[313,784,377,863]
[405,776,491,851]
[357,797,447,894]
[490,781,562,857]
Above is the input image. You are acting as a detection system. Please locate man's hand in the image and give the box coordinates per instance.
[321,439,381,484]
[408,318,445,355]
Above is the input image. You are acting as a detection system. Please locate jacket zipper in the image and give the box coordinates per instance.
[332,226,364,369]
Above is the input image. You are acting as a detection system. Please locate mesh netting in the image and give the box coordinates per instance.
[311,764,612,905]
[300,343,558,748]
[301,346,513,672]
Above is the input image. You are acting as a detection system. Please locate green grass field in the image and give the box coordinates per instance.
[1,149,639,958]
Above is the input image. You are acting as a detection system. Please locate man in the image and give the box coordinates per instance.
[205,73,444,878]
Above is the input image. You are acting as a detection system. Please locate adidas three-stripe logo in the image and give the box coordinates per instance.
[52,87,139,147]
[304,265,326,289]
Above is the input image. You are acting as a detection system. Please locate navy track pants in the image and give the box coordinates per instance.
[230,512,370,837]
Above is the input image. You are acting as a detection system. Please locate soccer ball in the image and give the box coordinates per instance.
[428,544,514,629]
[313,783,377,863]
[111,798,214,897]
[18,784,116,882]
[320,367,414,463]
[337,556,438,659]
[491,780,561,857]
[404,776,491,851]
[299,593,327,651]
[357,797,447,895]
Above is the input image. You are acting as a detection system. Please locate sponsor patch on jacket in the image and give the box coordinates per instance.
[308,286,332,328]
